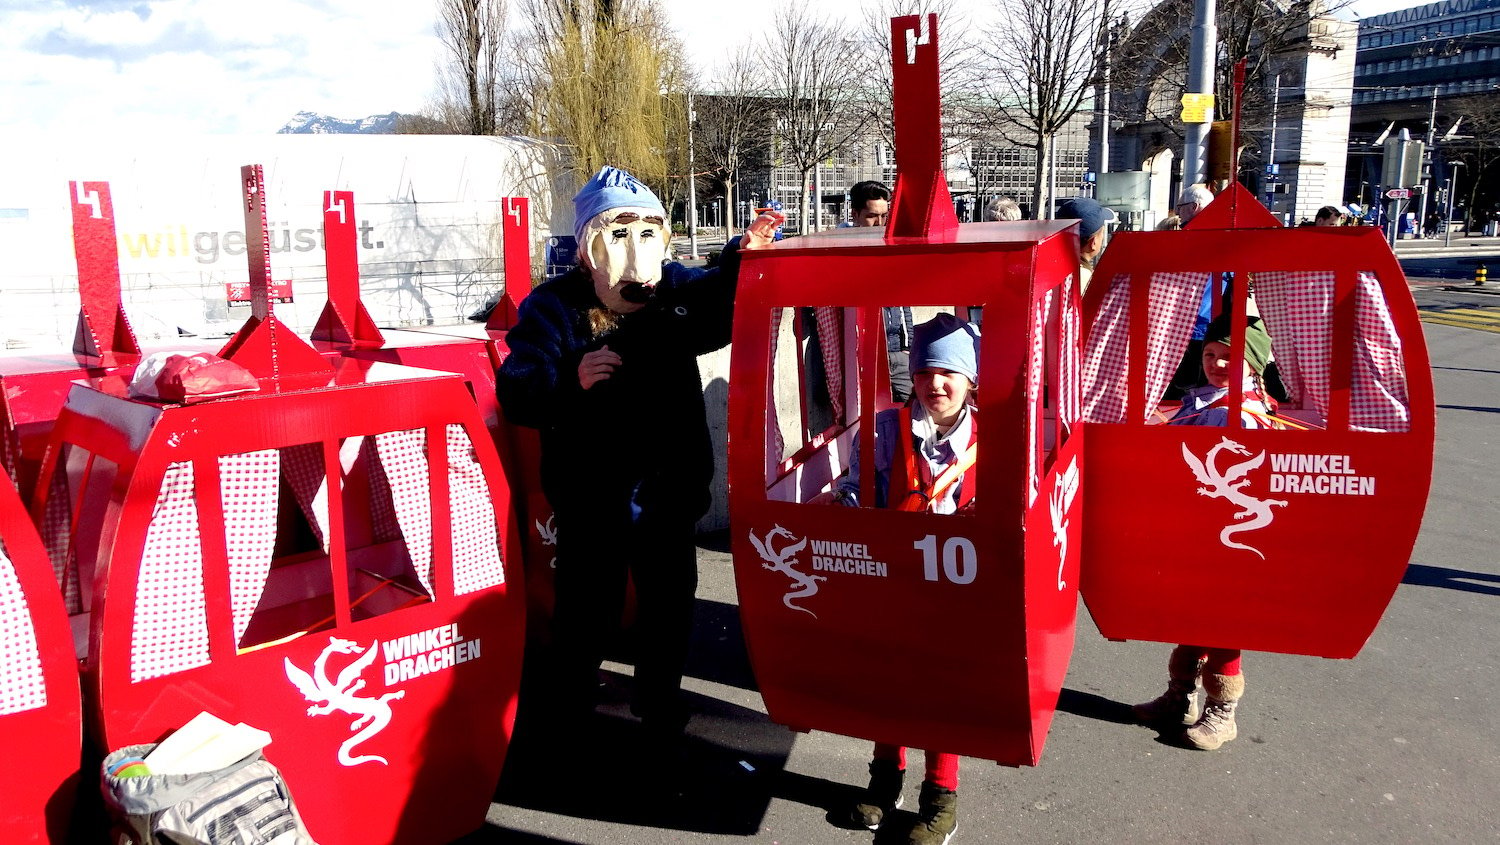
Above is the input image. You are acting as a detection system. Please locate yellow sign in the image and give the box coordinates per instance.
[1180,93,1215,124]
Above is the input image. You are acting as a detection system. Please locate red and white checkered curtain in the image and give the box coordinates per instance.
[130,461,209,683]
[280,442,327,550]
[444,425,504,595]
[0,425,18,488]
[1352,273,1410,432]
[815,307,845,420]
[1254,271,1409,432]
[1027,292,1051,507]
[0,543,46,716]
[767,309,787,481]
[1082,272,1209,423]
[1060,279,1082,432]
[1254,271,1331,417]
[218,450,280,647]
[373,429,435,597]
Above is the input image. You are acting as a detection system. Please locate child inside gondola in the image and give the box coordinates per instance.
[823,312,980,843]
[830,312,980,515]
[1167,314,1281,429]
[1135,314,1277,750]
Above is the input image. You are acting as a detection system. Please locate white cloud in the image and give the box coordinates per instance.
[0,0,1442,137]
[1,0,441,135]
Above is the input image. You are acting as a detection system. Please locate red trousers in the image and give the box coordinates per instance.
[872,744,959,791]
[1178,644,1242,676]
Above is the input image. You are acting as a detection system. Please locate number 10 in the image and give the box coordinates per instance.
[914,534,977,584]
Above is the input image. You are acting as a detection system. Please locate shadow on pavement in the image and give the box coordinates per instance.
[493,669,793,837]
[1402,563,1500,596]
[1056,687,1136,725]
[1432,366,1500,375]
[1438,403,1500,414]
[451,826,583,844]
[696,528,731,554]
[770,768,865,827]
[684,597,757,692]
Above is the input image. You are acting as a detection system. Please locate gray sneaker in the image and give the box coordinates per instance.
[850,759,905,830]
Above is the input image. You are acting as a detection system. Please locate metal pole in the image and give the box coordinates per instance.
[687,91,699,259]
[1183,0,1218,188]
[1418,85,1438,238]
[1445,176,1455,247]
[813,159,822,232]
[1048,133,1058,216]
[1389,138,1409,248]
[1267,74,1279,212]
[1098,2,1112,176]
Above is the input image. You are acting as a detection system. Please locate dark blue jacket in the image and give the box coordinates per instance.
[496,240,744,525]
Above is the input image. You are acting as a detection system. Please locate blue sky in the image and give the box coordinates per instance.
[0,0,1431,136]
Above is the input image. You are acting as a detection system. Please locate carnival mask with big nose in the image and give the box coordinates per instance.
[581,210,668,313]
[573,166,671,315]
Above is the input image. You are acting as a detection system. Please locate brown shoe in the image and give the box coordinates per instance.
[907,781,957,845]
[1185,672,1245,750]
[1133,645,1204,727]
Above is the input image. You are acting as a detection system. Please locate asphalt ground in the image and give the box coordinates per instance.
[456,284,1500,844]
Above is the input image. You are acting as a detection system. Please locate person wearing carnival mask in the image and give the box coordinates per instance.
[496,166,782,753]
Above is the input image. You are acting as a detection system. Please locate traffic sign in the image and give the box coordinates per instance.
[1386,188,1411,199]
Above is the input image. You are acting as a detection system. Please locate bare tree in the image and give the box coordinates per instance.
[759,6,871,233]
[980,0,1111,218]
[1438,96,1500,229]
[657,47,697,227]
[1113,0,1358,155]
[430,0,523,135]
[697,47,775,240]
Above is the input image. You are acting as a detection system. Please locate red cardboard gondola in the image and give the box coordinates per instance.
[314,193,561,640]
[0,459,81,844]
[1078,186,1435,658]
[34,166,524,844]
[1,181,141,500]
[727,15,1085,765]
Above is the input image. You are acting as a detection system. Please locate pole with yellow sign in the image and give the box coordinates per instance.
[1182,0,1217,189]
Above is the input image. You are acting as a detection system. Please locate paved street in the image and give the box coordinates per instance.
[464,283,1500,845]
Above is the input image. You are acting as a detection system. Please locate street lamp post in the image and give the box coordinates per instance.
[1445,161,1465,247]
[687,91,699,260]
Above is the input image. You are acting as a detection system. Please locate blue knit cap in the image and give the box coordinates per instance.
[573,166,666,244]
[911,313,981,384]
[1056,197,1117,240]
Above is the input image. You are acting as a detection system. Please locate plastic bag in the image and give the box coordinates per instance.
[102,743,318,845]
[128,352,260,405]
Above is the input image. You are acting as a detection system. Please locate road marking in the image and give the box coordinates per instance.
[1419,305,1500,333]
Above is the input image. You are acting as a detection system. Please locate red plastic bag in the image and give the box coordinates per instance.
[128,352,260,405]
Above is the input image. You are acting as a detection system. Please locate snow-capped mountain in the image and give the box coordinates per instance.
[277,111,403,134]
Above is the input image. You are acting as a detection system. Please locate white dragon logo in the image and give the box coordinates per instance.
[1048,457,1080,590]
[285,637,405,767]
[749,525,824,618]
[535,512,558,569]
[1182,436,1289,560]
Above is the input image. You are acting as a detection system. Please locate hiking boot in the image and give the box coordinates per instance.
[908,781,957,845]
[1133,646,1203,727]
[1185,672,1245,751]
[850,759,904,830]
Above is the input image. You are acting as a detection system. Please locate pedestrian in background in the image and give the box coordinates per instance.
[843,180,915,403]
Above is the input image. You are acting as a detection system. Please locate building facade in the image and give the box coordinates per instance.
[1350,0,1500,221]
[1105,0,1356,225]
